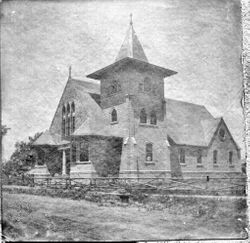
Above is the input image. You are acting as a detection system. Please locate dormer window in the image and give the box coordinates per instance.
[140,108,147,123]
[150,111,157,125]
[111,109,117,123]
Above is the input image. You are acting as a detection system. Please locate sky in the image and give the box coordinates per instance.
[1,0,244,160]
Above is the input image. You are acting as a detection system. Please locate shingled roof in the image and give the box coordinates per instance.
[32,130,69,146]
[165,98,219,147]
[115,15,148,62]
[34,75,224,148]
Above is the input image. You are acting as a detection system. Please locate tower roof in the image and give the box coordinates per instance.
[115,14,148,62]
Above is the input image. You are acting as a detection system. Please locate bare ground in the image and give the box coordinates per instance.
[2,192,248,241]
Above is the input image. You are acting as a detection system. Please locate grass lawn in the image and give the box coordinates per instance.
[2,192,247,241]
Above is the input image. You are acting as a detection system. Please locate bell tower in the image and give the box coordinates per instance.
[87,15,177,121]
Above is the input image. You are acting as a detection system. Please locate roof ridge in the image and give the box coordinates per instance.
[165,98,206,108]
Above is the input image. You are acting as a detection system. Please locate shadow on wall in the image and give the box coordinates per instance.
[92,137,123,177]
[170,147,183,178]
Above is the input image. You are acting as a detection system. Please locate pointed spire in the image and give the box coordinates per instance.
[130,13,133,26]
[115,14,148,62]
[68,65,72,79]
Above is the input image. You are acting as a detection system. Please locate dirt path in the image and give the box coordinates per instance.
[2,192,246,241]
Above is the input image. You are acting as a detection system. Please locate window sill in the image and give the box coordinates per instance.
[76,161,91,165]
[110,121,118,125]
[139,123,158,128]
[145,161,155,165]
[196,164,203,168]
[180,163,186,167]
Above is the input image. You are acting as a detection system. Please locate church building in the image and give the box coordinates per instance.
[32,16,242,180]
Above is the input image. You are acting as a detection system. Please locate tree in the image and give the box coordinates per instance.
[3,132,42,177]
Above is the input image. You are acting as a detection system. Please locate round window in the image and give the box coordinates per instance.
[219,128,225,141]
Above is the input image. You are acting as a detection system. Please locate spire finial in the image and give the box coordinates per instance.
[130,13,133,25]
[69,65,72,79]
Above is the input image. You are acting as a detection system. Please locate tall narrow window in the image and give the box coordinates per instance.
[144,77,151,91]
[179,148,185,164]
[67,103,70,136]
[213,150,218,164]
[140,108,147,123]
[62,105,66,136]
[150,111,157,125]
[146,143,153,161]
[139,83,143,92]
[80,141,89,161]
[111,109,117,122]
[229,151,233,164]
[71,143,77,162]
[71,102,75,133]
[197,149,202,164]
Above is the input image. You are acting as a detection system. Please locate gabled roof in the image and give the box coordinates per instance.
[115,16,148,62]
[87,57,177,80]
[41,74,238,149]
[73,117,125,138]
[73,102,128,138]
[32,130,69,146]
[165,99,239,149]
[70,78,100,94]
[207,117,240,150]
[166,98,217,147]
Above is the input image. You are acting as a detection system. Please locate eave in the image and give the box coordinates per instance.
[86,57,177,80]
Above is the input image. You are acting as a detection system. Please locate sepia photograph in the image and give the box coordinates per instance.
[1,0,248,241]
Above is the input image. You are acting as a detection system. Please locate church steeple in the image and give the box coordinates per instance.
[68,65,72,79]
[115,14,148,62]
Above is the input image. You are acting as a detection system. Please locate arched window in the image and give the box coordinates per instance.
[213,150,218,164]
[229,151,233,164]
[144,77,151,92]
[111,109,117,122]
[150,111,157,125]
[146,143,153,161]
[67,103,70,136]
[71,102,75,133]
[140,108,147,123]
[62,105,66,136]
